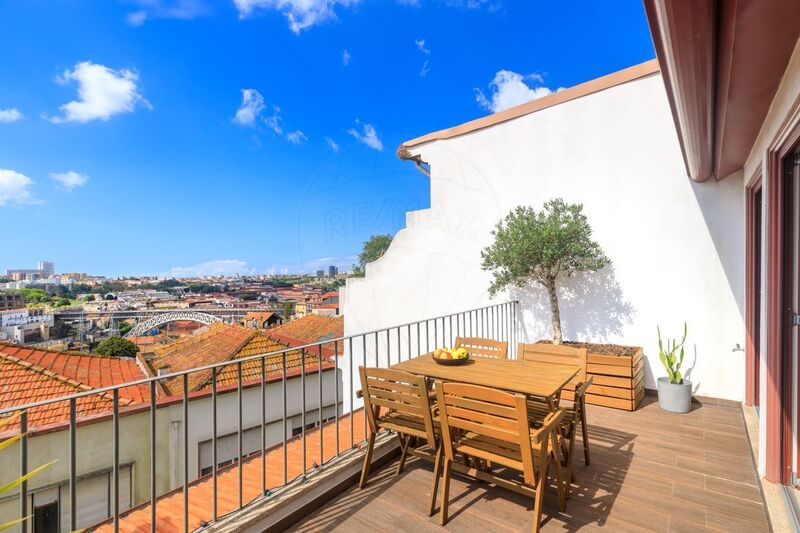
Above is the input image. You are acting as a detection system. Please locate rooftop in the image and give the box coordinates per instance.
[269,314,343,345]
[0,342,149,404]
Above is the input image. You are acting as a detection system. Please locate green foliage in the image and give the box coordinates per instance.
[187,282,216,294]
[481,199,609,343]
[118,322,133,336]
[354,234,393,277]
[481,200,609,295]
[20,288,51,305]
[658,323,688,384]
[54,297,72,307]
[81,294,96,302]
[95,336,139,358]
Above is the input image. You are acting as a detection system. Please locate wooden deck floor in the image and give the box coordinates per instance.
[289,396,770,532]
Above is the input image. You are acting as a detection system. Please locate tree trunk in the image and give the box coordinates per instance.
[546,277,563,344]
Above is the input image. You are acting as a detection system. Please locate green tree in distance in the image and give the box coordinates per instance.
[95,336,139,358]
[481,199,609,344]
[353,234,393,277]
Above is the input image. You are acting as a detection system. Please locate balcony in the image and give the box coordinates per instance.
[0,302,769,532]
[291,396,768,532]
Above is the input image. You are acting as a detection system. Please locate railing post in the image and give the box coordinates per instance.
[318,344,323,467]
[69,399,77,532]
[237,361,243,510]
[260,357,266,497]
[182,374,189,533]
[282,354,287,486]
[211,367,218,521]
[150,380,157,533]
[334,339,340,457]
[301,348,306,478]
[113,389,120,533]
[20,411,27,533]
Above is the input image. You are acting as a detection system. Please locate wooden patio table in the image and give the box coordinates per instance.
[391,353,579,410]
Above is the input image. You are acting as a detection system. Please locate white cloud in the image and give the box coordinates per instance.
[47,62,151,123]
[286,130,307,144]
[474,70,557,113]
[232,88,265,126]
[264,105,284,135]
[125,0,210,25]
[126,11,148,25]
[235,94,306,145]
[347,120,383,151]
[0,108,23,123]
[325,136,339,152]
[415,38,431,77]
[419,60,430,78]
[50,171,89,190]
[342,49,351,66]
[166,259,255,278]
[233,0,361,34]
[0,169,36,207]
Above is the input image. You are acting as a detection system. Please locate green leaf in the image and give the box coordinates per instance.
[0,515,29,531]
[0,434,21,453]
[0,461,56,495]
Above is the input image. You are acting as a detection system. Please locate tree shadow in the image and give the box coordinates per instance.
[511,265,636,344]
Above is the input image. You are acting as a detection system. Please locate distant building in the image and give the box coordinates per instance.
[243,311,283,330]
[37,261,55,277]
[6,260,55,281]
[327,265,338,277]
[0,308,53,343]
[316,270,325,277]
[0,292,24,311]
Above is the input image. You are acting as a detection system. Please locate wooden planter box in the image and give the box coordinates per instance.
[540,342,644,411]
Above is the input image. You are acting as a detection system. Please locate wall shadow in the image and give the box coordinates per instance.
[511,265,636,344]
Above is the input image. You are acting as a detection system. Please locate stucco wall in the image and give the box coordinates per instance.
[343,72,745,403]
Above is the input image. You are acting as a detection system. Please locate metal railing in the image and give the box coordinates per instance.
[0,301,518,532]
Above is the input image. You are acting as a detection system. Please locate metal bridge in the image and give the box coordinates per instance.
[52,308,276,339]
[53,308,250,320]
[124,310,224,337]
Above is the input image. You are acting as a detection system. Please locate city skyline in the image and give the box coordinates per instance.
[0,1,654,277]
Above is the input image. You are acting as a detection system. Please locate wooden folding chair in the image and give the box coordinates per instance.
[518,342,593,487]
[358,367,439,502]
[434,382,566,532]
[454,336,509,359]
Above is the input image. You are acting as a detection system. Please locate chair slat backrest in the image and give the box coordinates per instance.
[436,381,537,483]
[359,367,436,445]
[518,343,588,385]
[454,337,508,359]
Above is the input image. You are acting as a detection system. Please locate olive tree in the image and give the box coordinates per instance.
[481,199,610,344]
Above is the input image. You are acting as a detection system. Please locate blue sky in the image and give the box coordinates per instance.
[0,0,654,278]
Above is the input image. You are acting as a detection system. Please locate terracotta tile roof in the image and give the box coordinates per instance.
[0,353,129,432]
[215,334,335,388]
[148,323,256,395]
[243,311,275,322]
[98,410,367,533]
[269,314,343,344]
[0,343,149,404]
[147,324,333,394]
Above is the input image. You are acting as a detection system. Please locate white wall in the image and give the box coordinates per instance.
[343,72,746,402]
